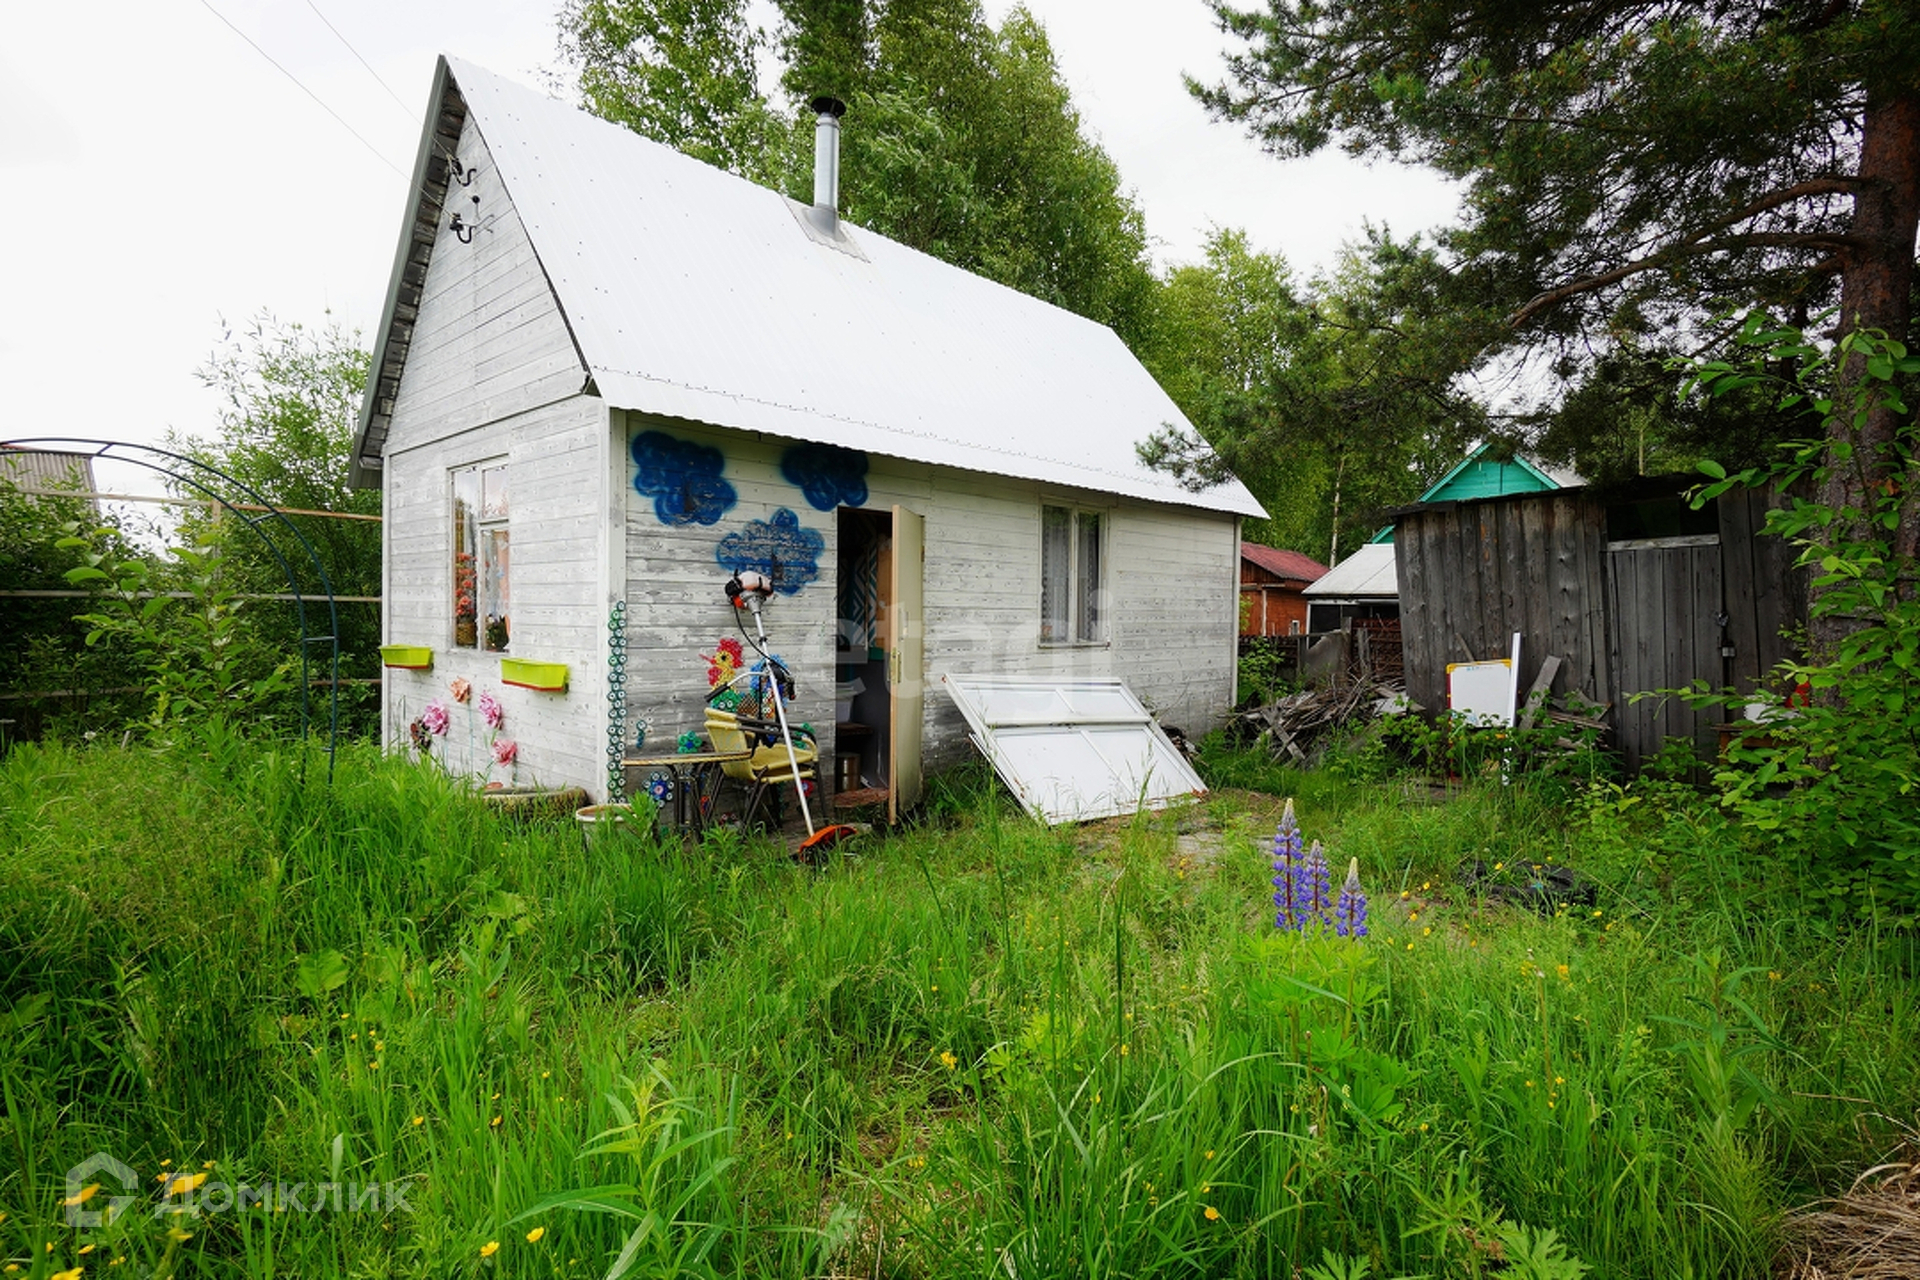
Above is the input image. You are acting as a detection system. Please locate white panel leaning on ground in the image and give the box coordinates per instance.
[349,55,1266,804]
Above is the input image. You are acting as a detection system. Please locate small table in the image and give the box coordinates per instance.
[621,750,752,838]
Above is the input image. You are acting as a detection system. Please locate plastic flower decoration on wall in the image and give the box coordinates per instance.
[420,701,450,737]
[491,738,518,767]
[408,717,433,753]
[479,690,504,731]
[449,677,472,704]
[677,729,702,753]
[645,772,673,803]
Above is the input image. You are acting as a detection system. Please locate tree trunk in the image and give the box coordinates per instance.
[1818,88,1920,647]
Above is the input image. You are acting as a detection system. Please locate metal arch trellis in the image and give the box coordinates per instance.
[3,437,344,781]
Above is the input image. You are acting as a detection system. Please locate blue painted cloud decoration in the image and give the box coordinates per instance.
[632,430,737,526]
[716,508,824,595]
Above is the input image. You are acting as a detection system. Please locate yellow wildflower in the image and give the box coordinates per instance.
[62,1184,100,1207]
[78,1245,96,1256]
[1204,1149,1215,1160]
[50,1269,83,1280]
[480,1240,500,1258]
[490,1115,503,1129]
[412,1116,425,1127]
[167,1227,192,1242]
[939,1051,958,1071]
[1203,1205,1221,1221]
[526,1226,546,1244]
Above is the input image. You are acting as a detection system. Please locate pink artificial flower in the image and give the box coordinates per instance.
[478,690,504,730]
[420,701,450,736]
[491,738,518,766]
[449,677,472,704]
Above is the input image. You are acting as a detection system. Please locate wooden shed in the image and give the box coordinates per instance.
[1394,480,1804,771]
[347,57,1264,813]
[1239,542,1326,636]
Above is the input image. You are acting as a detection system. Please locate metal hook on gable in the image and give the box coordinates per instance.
[450,193,480,244]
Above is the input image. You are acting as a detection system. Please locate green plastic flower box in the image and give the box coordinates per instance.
[501,657,568,692]
[379,644,433,670]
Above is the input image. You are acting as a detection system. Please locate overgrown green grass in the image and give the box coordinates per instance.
[1,727,1915,1278]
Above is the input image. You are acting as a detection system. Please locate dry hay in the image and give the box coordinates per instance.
[1783,1131,1920,1280]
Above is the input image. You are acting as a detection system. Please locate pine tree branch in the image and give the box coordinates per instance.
[1507,177,1866,330]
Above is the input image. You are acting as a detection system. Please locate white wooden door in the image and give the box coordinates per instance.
[888,504,925,821]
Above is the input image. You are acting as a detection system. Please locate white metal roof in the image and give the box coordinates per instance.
[364,58,1261,517]
[941,674,1207,823]
[1302,542,1398,600]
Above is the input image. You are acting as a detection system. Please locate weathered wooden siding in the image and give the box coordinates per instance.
[381,111,587,449]
[1396,492,1613,716]
[1716,487,1807,694]
[1606,539,1723,770]
[379,108,610,795]
[618,415,1239,783]
[1398,486,1808,772]
[1241,585,1308,636]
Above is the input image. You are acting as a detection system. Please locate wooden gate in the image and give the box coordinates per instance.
[1604,535,1724,772]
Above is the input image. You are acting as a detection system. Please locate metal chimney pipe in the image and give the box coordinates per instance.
[810,95,846,233]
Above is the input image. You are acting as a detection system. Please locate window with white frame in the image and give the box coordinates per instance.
[1040,503,1105,644]
[452,462,511,652]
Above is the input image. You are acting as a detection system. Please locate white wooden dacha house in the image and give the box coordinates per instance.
[350,56,1264,821]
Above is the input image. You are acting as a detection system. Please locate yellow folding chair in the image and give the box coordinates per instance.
[703,706,818,829]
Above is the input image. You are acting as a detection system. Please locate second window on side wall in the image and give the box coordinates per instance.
[452,462,511,652]
[1040,503,1105,644]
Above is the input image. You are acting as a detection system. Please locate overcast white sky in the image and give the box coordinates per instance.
[1,1,1459,461]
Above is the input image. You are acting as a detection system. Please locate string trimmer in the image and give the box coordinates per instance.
[723,571,859,861]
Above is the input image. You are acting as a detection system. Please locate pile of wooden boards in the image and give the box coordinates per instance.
[1231,678,1403,764]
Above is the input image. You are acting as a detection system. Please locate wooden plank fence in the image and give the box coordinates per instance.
[1396,486,1805,772]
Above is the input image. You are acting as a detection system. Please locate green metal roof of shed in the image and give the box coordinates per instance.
[1418,443,1561,503]
[1368,443,1572,543]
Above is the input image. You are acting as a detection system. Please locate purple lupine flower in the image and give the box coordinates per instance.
[1299,840,1333,927]
[1334,857,1369,939]
[478,690,503,730]
[1272,798,1304,930]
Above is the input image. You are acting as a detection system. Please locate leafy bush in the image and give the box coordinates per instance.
[1687,319,1920,915]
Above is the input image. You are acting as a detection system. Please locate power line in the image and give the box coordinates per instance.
[196,0,406,179]
[301,0,418,124]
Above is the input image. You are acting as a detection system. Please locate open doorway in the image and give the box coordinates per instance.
[834,507,892,807]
